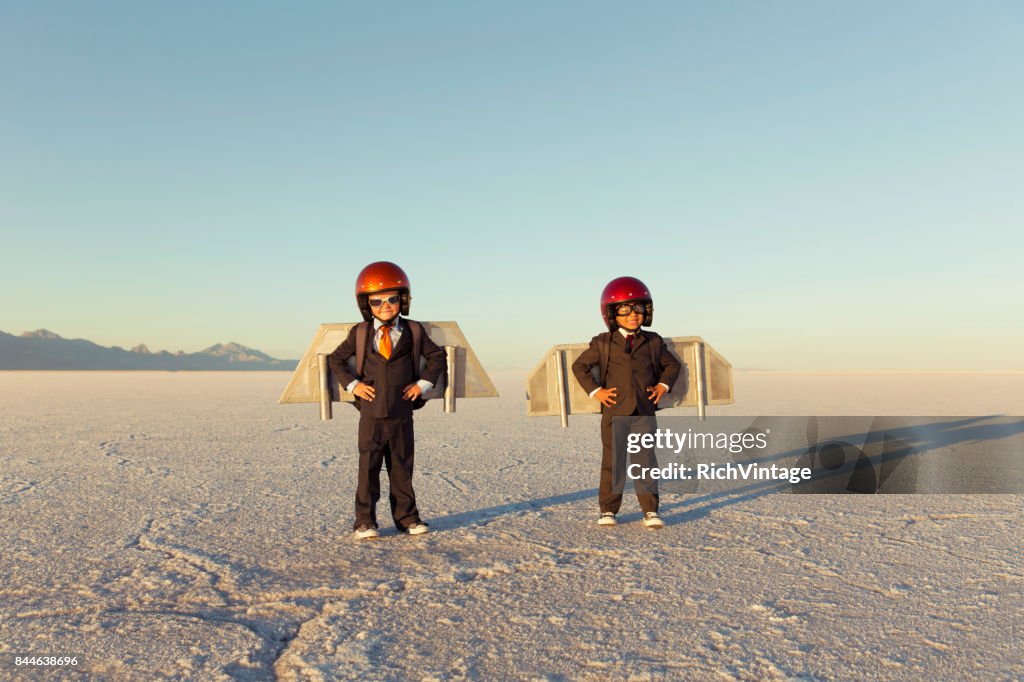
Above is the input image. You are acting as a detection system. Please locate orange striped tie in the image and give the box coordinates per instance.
[379,324,393,360]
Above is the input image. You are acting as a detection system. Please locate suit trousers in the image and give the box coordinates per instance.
[599,411,659,514]
[355,413,420,530]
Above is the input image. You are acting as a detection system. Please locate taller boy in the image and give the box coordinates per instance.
[328,261,446,540]
[572,277,682,528]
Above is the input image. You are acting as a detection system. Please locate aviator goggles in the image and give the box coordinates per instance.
[614,302,648,316]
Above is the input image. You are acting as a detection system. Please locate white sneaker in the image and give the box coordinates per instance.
[643,512,664,529]
[598,512,617,526]
[354,525,379,540]
[406,522,429,536]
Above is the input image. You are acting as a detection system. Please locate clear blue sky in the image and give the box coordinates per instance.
[2,2,1021,370]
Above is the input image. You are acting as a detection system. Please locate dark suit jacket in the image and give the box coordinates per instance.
[327,318,446,419]
[572,330,681,416]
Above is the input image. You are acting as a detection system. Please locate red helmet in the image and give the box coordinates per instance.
[600,276,653,330]
[355,261,411,321]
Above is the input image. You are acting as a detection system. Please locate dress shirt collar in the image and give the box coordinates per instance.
[373,316,402,332]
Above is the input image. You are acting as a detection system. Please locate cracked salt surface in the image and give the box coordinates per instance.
[0,370,1021,680]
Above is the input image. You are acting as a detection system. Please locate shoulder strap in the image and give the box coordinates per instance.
[599,332,612,384]
[409,320,423,381]
[354,321,370,377]
[648,332,662,370]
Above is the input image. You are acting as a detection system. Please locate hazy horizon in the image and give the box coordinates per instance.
[5,327,1024,374]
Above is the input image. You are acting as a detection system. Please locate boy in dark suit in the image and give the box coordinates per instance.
[328,261,446,540]
[572,276,681,528]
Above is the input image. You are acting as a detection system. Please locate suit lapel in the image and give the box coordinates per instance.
[390,324,413,357]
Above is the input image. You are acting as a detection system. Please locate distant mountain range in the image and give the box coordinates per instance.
[0,329,297,370]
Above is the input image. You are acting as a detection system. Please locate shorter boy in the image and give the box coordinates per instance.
[572,276,681,528]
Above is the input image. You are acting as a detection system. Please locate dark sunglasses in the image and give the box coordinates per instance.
[368,295,400,307]
[615,303,647,316]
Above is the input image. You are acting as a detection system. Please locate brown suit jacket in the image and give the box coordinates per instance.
[327,318,446,419]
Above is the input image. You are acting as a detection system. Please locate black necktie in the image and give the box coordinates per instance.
[625,334,635,352]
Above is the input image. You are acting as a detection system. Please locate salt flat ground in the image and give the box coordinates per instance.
[0,371,1021,681]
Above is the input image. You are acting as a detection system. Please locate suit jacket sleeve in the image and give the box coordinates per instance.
[655,333,682,391]
[571,335,603,395]
[327,326,360,389]
[418,326,446,386]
